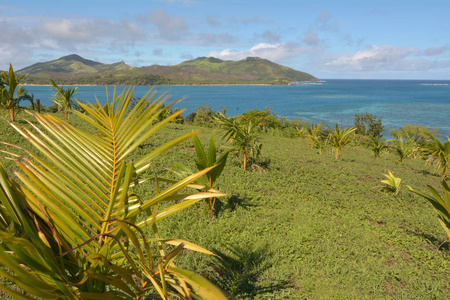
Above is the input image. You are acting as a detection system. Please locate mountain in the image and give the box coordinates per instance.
[18,54,318,85]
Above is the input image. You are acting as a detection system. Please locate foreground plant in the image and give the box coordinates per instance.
[381,170,403,195]
[0,86,229,299]
[370,135,387,158]
[409,181,450,240]
[0,64,28,122]
[422,133,450,179]
[216,113,262,171]
[171,131,230,219]
[327,123,356,160]
[387,133,417,163]
[50,79,78,120]
[305,122,327,154]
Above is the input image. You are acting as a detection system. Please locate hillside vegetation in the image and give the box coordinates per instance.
[0,107,449,299]
[16,54,318,85]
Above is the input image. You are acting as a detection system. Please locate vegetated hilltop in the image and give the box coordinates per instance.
[18,54,318,85]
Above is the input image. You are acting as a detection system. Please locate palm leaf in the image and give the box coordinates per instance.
[1,86,228,298]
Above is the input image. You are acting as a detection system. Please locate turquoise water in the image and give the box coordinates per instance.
[25,79,450,137]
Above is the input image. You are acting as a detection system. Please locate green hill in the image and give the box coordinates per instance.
[18,54,318,85]
[176,56,318,82]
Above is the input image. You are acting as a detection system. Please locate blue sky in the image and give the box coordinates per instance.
[1,0,449,79]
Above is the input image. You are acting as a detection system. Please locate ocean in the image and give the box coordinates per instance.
[24,79,450,137]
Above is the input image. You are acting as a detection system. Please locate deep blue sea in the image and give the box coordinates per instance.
[24,79,450,137]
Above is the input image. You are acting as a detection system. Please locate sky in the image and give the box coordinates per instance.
[1,0,449,79]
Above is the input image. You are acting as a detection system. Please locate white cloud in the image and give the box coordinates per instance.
[35,18,141,45]
[208,42,307,62]
[324,44,450,72]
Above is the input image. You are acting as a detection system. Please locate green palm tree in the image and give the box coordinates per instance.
[409,181,450,240]
[216,113,262,171]
[327,123,356,160]
[50,79,78,120]
[0,87,229,299]
[387,133,416,163]
[306,122,327,154]
[0,64,27,122]
[171,131,230,219]
[370,135,387,158]
[423,132,450,178]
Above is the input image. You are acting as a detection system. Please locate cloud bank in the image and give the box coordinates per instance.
[208,43,308,62]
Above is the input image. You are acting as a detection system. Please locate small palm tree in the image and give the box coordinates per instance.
[0,64,27,122]
[216,113,262,171]
[422,132,450,178]
[409,181,450,240]
[50,79,78,120]
[381,170,403,195]
[327,123,356,160]
[171,131,230,218]
[370,135,388,158]
[306,122,327,154]
[387,133,416,163]
[0,87,229,299]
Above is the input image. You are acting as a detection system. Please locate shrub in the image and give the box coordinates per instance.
[354,112,384,138]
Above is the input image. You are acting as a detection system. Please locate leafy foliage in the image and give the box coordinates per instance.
[0,64,28,122]
[409,181,450,240]
[185,105,217,127]
[354,112,384,138]
[50,79,78,120]
[216,113,262,171]
[0,87,228,299]
[171,131,230,219]
[306,122,327,154]
[422,133,450,178]
[370,135,388,158]
[327,123,356,160]
[389,124,438,146]
[387,133,417,163]
[381,170,403,195]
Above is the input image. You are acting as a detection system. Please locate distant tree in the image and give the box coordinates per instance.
[185,105,216,126]
[354,113,384,138]
[389,124,438,146]
[50,79,78,120]
[0,64,28,122]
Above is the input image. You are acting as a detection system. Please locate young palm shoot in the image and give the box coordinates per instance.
[0,64,27,122]
[381,170,403,195]
[216,113,262,170]
[171,131,230,219]
[409,181,450,243]
[370,135,388,158]
[387,133,416,163]
[306,122,325,149]
[422,132,450,179]
[327,123,356,160]
[50,79,78,120]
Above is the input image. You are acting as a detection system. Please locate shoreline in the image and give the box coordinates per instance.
[22,83,283,87]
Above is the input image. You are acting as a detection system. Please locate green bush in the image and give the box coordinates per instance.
[354,112,384,138]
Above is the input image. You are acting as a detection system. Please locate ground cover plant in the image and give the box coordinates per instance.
[1,91,450,299]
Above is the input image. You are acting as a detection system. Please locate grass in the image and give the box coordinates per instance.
[1,112,449,299]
